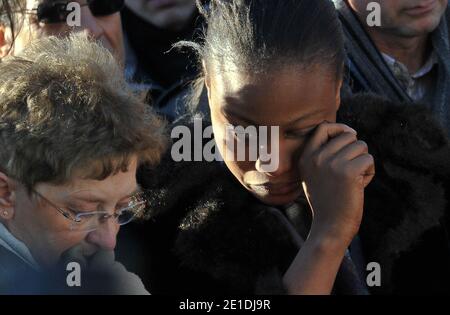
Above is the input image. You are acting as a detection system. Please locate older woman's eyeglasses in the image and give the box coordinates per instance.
[31,188,147,232]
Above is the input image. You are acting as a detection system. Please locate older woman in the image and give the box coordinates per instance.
[0,33,167,294]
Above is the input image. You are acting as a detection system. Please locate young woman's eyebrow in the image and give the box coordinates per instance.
[285,108,328,127]
[221,108,259,127]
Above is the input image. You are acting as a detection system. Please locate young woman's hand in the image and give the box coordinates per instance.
[299,121,375,246]
[283,122,375,295]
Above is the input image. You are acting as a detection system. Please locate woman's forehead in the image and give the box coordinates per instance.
[211,67,340,126]
[213,64,339,97]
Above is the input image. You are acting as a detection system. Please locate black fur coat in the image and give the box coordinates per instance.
[117,94,450,295]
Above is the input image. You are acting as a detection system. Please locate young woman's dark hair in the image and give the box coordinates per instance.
[190,0,345,77]
[179,0,345,113]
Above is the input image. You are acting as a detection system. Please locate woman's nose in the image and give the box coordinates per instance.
[255,137,294,177]
[85,219,120,251]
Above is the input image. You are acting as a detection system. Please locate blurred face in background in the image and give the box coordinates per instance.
[0,0,125,63]
[348,0,448,37]
[125,0,196,31]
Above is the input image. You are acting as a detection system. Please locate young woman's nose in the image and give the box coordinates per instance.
[255,138,294,177]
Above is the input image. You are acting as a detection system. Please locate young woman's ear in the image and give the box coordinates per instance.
[0,25,13,58]
[0,172,16,220]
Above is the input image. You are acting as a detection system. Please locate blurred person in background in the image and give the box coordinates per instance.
[334,0,450,135]
[122,0,204,121]
[0,0,125,63]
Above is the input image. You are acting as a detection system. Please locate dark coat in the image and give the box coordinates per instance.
[117,94,450,295]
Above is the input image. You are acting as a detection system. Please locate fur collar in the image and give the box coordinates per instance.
[339,95,450,293]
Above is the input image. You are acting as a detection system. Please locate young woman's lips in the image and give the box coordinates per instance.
[405,0,438,16]
[250,181,300,196]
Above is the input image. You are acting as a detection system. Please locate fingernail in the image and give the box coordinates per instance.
[346,126,357,134]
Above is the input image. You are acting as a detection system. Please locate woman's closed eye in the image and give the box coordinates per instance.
[66,208,89,219]
[66,203,99,215]
[284,127,317,139]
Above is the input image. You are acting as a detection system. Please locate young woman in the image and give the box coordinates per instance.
[118,0,450,295]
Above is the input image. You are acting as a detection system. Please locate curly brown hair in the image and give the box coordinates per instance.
[0,33,168,190]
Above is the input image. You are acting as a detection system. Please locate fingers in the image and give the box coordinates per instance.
[319,132,359,160]
[301,122,359,168]
[304,122,357,155]
[362,157,376,188]
[300,121,376,188]
[347,154,375,188]
[334,140,369,161]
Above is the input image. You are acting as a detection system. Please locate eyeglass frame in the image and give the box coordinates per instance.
[30,187,147,231]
